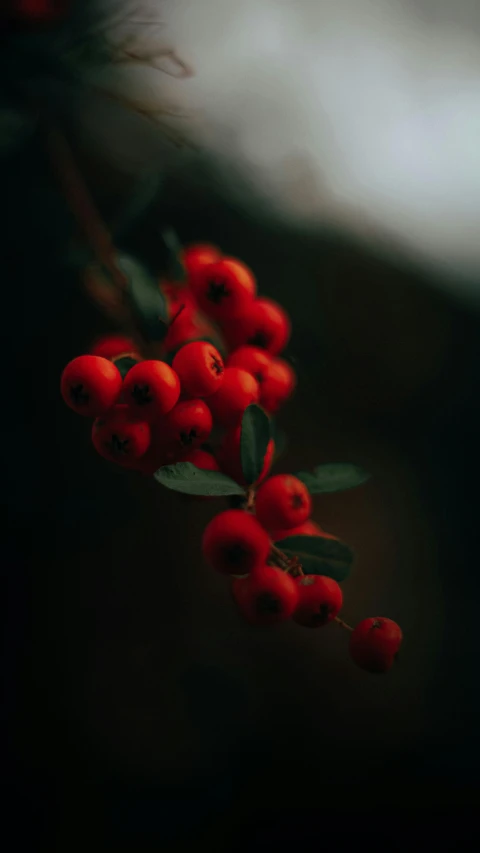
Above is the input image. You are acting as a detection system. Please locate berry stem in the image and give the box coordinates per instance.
[246,488,256,512]
[335,616,354,632]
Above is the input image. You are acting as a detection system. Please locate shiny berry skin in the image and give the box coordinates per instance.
[255,474,312,531]
[223,297,291,355]
[162,399,213,451]
[227,346,295,413]
[92,406,150,465]
[179,448,220,471]
[208,367,260,428]
[202,510,271,576]
[122,360,180,421]
[89,334,137,360]
[181,243,222,289]
[349,618,403,674]
[192,257,256,321]
[60,355,122,417]
[172,341,224,398]
[232,565,299,625]
[219,427,274,487]
[270,520,336,541]
[293,575,343,628]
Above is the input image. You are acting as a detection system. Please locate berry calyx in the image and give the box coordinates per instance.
[181,243,222,289]
[207,367,260,428]
[232,565,299,625]
[162,399,213,451]
[60,355,122,417]
[255,474,312,531]
[271,520,335,541]
[89,334,137,361]
[172,341,224,398]
[92,406,150,464]
[218,427,274,486]
[349,617,403,673]
[223,297,291,355]
[191,257,256,321]
[293,575,343,628]
[202,510,271,576]
[122,360,180,421]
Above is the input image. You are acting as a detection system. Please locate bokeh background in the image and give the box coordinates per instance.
[2,4,480,851]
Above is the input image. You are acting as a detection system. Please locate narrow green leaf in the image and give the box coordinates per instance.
[155,462,245,496]
[277,535,353,582]
[312,463,371,493]
[113,173,162,239]
[160,228,185,282]
[295,471,322,492]
[240,405,271,486]
[118,253,169,342]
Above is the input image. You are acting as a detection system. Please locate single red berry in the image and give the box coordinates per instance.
[259,358,296,413]
[179,448,220,471]
[293,575,343,628]
[181,243,222,290]
[122,360,180,421]
[219,427,274,486]
[226,345,272,382]
[208,367,260,428]
[223,297,291,355]
[172,341,224,398]
[12,0,69,22]
[161,399,213,451]
[202,510,271,576]
[60,355,122,417]
[92,405,150,465]
[163,293,216,355]
[255,474,312,531]
[89,334,137,361]
[191,257,256,321]
[270,520,336,541]
[232,565,299,625]
[349,617,403,674]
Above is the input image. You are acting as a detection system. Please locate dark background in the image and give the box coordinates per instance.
[2,127,479,851]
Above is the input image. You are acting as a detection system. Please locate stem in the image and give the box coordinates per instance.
[246,488,256,512]
[335,617,354,632]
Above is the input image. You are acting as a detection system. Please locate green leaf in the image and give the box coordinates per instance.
[312,463,371,493]
[113,355,139,379]
[113,173,162,239]
[118,253,169,343]
[295,464,370,494]
[160,228,185,282]
[277,535,353,582]
[155,463,245,496]
[240,405,271,486]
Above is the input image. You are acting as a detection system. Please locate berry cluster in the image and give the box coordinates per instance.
[61,242,403,674]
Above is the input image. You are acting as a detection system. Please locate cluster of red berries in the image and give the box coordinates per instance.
[60,243,403,674]
[60,244,295,477]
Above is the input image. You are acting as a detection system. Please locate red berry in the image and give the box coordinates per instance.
[179,448,220,471]
[89,335,137,361]
[255,475,312,531]
[270,520,336,541]
[161,399,213,451]
[232,565,299,625]
[293,575,343,628]
[172,341,224,398]
[223,297,291,355]
[122,360,180,421]
[208,367,260,428]
[182,243,222,289]
[92,406,150,465]
[202,510,271,576]
[349,618,403,674]
[60,355,122,417]
[191,257,256,321]
[219,427,274,486]
[227,346,295,413]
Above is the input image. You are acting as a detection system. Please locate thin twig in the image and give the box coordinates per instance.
[335,616,354,632]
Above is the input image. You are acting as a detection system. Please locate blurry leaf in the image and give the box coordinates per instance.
[155,463,245,496]
[113,355,139,379]
[312,463,371,493]
[277,535,353,582]
[118,253,169,342]
[113,172,162,239]
[160,228,185,282]
[295,471,322,492]
[240,404,271,486]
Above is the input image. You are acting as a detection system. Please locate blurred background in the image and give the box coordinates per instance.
[2,1,480,851]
